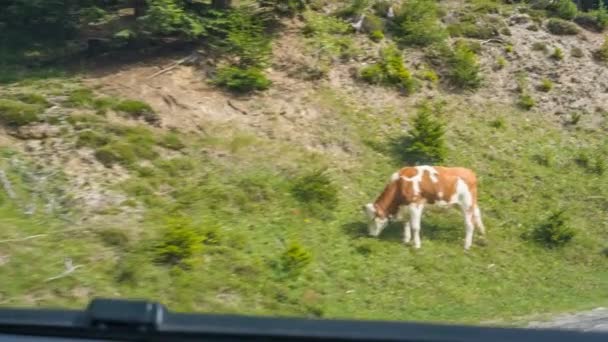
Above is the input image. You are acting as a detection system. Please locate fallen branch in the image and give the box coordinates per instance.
[481,38,507,45]
[227,100,249,115]
[146,53,200,80]
[45,258,83,282]
[0,227,85,244]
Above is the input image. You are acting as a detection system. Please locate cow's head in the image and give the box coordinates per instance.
[363,203,389,237]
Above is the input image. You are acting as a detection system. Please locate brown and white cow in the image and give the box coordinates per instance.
[363,166,486,250]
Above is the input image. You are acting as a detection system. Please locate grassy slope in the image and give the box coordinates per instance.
[0,78,607,325]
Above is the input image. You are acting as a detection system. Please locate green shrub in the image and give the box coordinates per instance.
[447,22,498,39]
[547,18,580,35]
[419,68,439,84]
[538,78,553,92]
[276,242,313,277]
[221,8,273,68]
[518,93,535,110]
[97,228,129,248]
[548,0,578,20]
[529,210,575,248]
[532,41,548,52]
[391,0,447,47]
[504,43,514,53]
[159,132,186,150]
[138,0,205,39]
[363,13,384,34]
[0,99,40,126]
[94,142,138,167]
[489,117,506,129]
[593,35,608,62]
[550,47,564,60]
[14,93,50,107]
[446,43,482,90]
[154,216,203,267]
[213,66,271,93]
[66,88,95,107]
[76,130,111,148]
[359,45,416,93]
[291,169,339,210]
[369,30,384,42]
[259,0,308,17]
[575,10,608,32]
[571,46,584,58]
[404,103,447,164]
[302,11,357,60]
[336,0,370,17]
[113,100,158,124]
[575,149,605,174]
[496,56,507,70]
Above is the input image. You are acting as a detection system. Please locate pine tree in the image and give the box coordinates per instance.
[405,103,447,164]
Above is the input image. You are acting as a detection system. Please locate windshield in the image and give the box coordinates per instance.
[0,0,606,332]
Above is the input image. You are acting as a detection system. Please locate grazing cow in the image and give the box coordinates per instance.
[363,166,486,250]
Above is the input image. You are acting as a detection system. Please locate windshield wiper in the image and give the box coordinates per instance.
[0,298,605,342]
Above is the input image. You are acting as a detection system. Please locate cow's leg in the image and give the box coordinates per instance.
[462,206,475,250]
[403,221,411,244]
[409,204,424,249]
[473,205,486,236]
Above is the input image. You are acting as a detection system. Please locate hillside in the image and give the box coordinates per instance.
[0,0,607,326]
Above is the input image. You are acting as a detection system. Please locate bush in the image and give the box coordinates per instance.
[276,242,313,277]
[154,216,203,267]
[551,47,564,60]
[291,169,339,210]
[593,35,608,62]
[159,132,185,150]
[419,68,439,84]
[575,10,608,32]
[97,228,129,248]
[259,0,308,17]
[369,30,384,42]
[359,45,416,93]
[548,0,578,20]
[14,93,50,107]
[0,99,41,127]
[113,100,158,124]
[404,103,447,164]
[76,130,111,148]
[138,0,205,39]
[571,46,584,58]
[66,88,96,107]
[94,142,138,167]
[213,66,271,93]
[547,18,580,35]
[529,210,575,248]
[221,8,273,68]
[538,78,553,92]
[495,56,507,70]
[447,22,498,39]
[518,93,535,110]
[336,0,370,18]
[446,43,482,90]
[302,11,357,60]
[532,42,548,52]
[391,0,447,47]
[363,13,384,34]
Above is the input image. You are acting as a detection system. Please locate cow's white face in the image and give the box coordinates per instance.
[363,203,389,237]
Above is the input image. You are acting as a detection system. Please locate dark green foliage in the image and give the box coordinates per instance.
[76,130,111,148]
[0,99,41,127]
[529,210,575,248]
[547,18,580,35]
[94,142,139,167]
[291,169,338,211]
[551,47,564,60]
[114,100,159,124]
[593,35,608,61]
[446,43,482,90]
[13,93,50,107]
[447,21,499,39]
[97,228,129,248]
[221,8,273,68]
[518,94,535,110]
[575,8,608,32]
[548,0,578,20]
[159,132,186,150]
[137,0,205,39]
[359,45,416,93]
[276,242,312,277]
[213,66,272,93]
[0,0,80,37]
[154,216,203,267]
[258,0,308,17]
[404,103,447,164]
[391,0,447,46]
[336,0,370,18]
